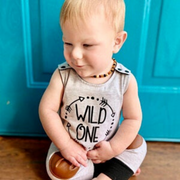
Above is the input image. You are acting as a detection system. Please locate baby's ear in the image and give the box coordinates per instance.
[113,31,127,53]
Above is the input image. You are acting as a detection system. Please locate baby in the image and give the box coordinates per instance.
[39,0,147,179]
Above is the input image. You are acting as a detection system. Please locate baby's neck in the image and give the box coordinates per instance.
[82,75,113,84]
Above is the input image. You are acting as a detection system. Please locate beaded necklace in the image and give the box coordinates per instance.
[91,58,117,78]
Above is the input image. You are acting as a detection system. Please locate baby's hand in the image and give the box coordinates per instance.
[60,139,87,167]
[87,141,115,164]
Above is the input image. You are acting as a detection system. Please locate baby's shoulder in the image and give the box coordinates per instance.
[115,62,131,75]
[58,62,71,71]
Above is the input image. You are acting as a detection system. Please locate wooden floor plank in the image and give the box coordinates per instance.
[0,136,50,180]
[0,136,180,180]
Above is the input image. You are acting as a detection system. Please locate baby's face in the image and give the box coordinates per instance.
[61,12,117,80]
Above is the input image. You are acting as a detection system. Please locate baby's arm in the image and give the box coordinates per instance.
[88,74,142,163]
[39,69,87,167]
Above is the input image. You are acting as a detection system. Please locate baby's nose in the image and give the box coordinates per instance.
[71,47,83,60]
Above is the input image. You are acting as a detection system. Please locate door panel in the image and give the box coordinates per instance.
[23,0,64,87]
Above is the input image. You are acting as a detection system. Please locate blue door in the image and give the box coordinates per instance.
[121,0,180,141]
[0,0,64,136]
[1,0,180,141]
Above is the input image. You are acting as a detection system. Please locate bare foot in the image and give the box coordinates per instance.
[133,168,141,176]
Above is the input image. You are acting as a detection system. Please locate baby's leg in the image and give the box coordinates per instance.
[93,135,147,180]
[127,134,143,150]
[133,168,141,176]
[92,173,111,180]
[127,134,144,176]
[46,143,94,180]
[116,135,147,175]
[93,158,134,180]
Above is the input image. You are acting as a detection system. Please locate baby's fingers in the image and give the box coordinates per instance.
[87,149,98,160]
[76,154,87,167]
[91,159,102,164]
[69,157,81,167]
[69,154,87,167]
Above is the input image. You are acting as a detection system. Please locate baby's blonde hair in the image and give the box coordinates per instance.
[60,0,125,32]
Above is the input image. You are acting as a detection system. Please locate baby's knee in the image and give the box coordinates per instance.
[92,173,111,180]
[127,134,143,149]
[49,152,79,179]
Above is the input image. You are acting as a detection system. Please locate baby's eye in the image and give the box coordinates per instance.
[83,44,93,47]
[64,42,72,46]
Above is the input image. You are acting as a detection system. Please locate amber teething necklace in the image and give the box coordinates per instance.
[91,58,117,78]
